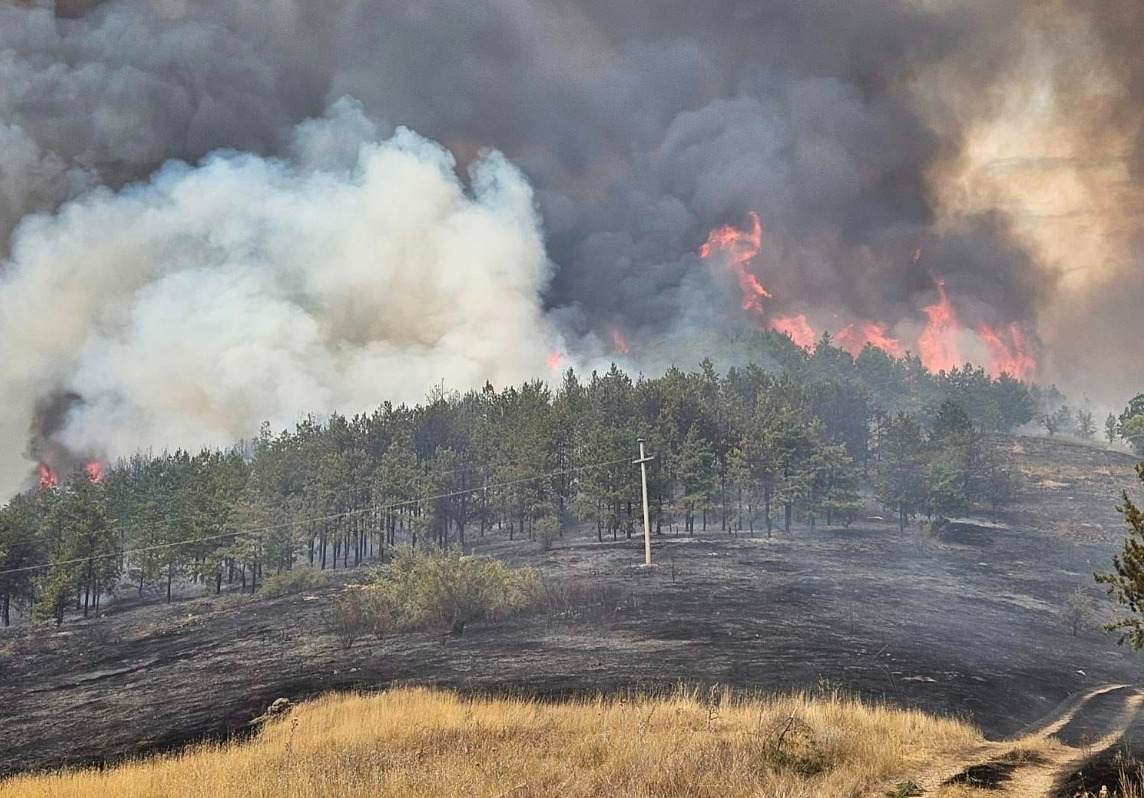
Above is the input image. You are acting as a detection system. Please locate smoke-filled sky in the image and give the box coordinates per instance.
[0,0,1141,495]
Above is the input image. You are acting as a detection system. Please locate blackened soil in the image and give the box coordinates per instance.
[1,435,1140,778]
[946,749,1049,790]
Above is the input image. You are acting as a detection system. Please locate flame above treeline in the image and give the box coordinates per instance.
[699,215,1039,381]
[37,461,104,490]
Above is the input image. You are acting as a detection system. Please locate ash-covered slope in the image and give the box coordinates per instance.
[0,434,1140,777]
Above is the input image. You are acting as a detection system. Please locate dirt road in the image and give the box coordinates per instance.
[909,683,1144,797]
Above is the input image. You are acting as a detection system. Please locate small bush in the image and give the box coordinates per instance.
[261,567,330,598]
[536,517,560,552]
[1066,586,1093,637]
[358,546,547,636]
[331,587,373,649]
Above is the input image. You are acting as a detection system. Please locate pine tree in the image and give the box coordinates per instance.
[1096,464,1144,648]
[674,426,714,535]
[873,413,926,530]
[1107,413,1120,444]
[34,471,117,623]
[0,496,38,626]
[1076,409,1096,440]
[1123,416,1144,457]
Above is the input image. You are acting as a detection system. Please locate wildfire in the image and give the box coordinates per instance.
[700,212,769,324]
[835,321,904,358]
[86,461,104,483]
[977,322,1037,380]
[546,347,563,372]
[770,314,816,348]
[37,463,58,489]
[917,278,963,373]
[610,328,630,355]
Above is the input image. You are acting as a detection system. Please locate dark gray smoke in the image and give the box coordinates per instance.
[1,0,1142,493]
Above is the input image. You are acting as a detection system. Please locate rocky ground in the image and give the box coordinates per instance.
[1,434,1141,783]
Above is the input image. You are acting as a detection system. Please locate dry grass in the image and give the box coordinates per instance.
[0,687,981,798]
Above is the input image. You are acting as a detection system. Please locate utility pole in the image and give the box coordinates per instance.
[634,438,656,566]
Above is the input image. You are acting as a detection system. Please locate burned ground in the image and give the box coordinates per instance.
[0,435,1140,778]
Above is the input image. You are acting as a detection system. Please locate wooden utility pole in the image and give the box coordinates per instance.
[634,438,655,566]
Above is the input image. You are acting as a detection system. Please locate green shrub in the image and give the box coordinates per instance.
[331,587,371,648]
[260,566,330,598]
[360,546,546,636]
[536,516,560,552]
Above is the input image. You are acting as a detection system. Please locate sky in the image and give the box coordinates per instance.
[0,0,1140,495]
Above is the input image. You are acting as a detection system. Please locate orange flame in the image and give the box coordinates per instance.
[770,314,816,348]
[37,463,58,489]
[917,278,963,373]
[86,461,104,483]
[546,347,563,372]
[835,321,904,358]
[610,328,630,355]
[977,323,1037,380]
[700,212,769,324]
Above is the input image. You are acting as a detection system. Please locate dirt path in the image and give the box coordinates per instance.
[895,683,1144,797]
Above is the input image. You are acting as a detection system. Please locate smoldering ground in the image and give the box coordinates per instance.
[1,0,1142,494]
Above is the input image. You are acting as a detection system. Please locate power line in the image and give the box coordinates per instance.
[0,456,632,578]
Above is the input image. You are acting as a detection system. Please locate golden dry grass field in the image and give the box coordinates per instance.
[0,687,986,798]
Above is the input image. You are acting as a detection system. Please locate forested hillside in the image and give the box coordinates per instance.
[0,332,1073,626]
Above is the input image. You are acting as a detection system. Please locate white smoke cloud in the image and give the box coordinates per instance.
[0,99,559,496]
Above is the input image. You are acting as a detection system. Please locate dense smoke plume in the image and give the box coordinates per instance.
[0,100,555,492]
[1,0,1142,495]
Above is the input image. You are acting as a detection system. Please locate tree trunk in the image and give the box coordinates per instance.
[784,502,792,533]
[720,473,727,531]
